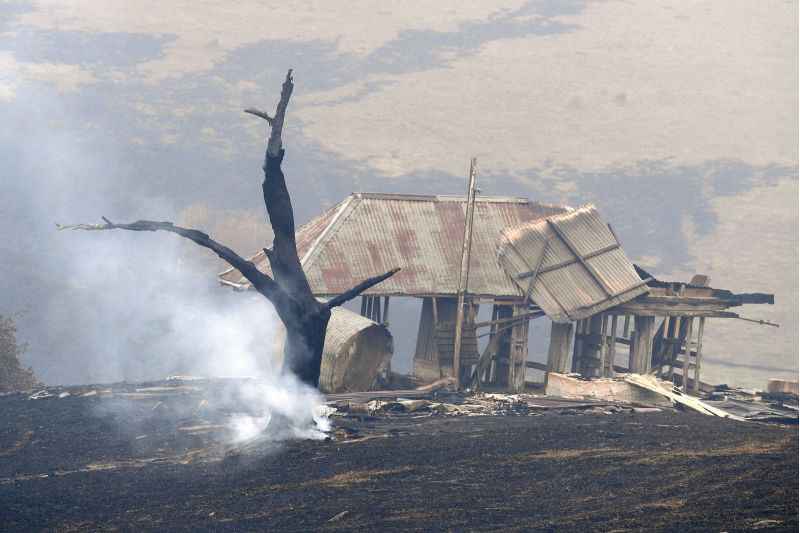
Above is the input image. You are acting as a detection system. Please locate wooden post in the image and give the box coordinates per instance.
[484,305,500,384]
[655,317,668,377]
[582,314,604,377]
[547,321,574,376]
[623,314,631,338]
[382,297,390,324]
[571,319,584,372]
[374,296,382,323]
[629,316,654,373]
[665,317,677,382]
[598,314,609,377]
[508,304,530,392]
[693,317,705,392]
[607,314,618,376]
[682,317,694,393]
[453,157,478,389]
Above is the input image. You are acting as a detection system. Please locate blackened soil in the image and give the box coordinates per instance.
[0,393,797,532]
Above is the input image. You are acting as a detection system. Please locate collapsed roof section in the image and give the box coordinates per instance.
[497,204,649,323]
[219,192,568,297]
[618,265,775,317]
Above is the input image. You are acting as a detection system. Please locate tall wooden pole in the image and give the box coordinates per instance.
[453,157,478,388]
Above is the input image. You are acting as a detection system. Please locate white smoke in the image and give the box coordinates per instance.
[1,85,330,444]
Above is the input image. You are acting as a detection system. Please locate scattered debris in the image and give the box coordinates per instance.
[545,372,671,406]
[327,510,350,522]
[28,390,53,400]
[767,378,799,396]
[625,374,745,421]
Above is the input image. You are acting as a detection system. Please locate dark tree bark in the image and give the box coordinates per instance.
[59,70,399,388]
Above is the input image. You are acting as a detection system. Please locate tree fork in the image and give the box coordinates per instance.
[59,69,399,388]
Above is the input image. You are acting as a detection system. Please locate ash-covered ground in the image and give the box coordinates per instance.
[1,381,797,532]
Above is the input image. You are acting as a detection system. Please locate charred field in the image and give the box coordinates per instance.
[0,386,797,532]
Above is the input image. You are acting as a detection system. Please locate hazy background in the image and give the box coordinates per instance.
[0,0,797,389]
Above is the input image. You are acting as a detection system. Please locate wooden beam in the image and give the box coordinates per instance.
[474,310,543,329]
[516,242,619,279]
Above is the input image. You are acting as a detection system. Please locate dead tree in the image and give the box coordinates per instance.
[59,70,399,387]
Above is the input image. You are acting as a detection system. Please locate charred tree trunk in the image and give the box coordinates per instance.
[59,70,399,388]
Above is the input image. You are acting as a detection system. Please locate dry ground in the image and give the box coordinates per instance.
[0,391,796,532]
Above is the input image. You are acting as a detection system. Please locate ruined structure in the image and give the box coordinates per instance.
[221,195,774,394]
[220,192,567,391]
[499,205,774,392]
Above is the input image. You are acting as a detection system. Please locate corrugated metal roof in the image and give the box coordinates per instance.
[497,204,649,323]
[219,192,568,297]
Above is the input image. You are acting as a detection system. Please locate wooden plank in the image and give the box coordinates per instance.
[526,361,548,371]
[624,374,744,420]
[474,310,543,329]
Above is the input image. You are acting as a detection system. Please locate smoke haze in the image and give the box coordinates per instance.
[0,1,796,390]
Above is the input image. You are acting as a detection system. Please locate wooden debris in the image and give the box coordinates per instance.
[624,374,745,421]
[766,379,799,396]
[545,373,670,406]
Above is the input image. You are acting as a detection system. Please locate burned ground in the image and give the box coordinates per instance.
[1,388,797,532]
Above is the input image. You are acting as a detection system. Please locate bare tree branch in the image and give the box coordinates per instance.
[325,268,401,310]
[266,69,293,158]
[58,218,287,306]
[244,108,273,125]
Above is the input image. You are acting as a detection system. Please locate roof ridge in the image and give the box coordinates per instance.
[300,193,361,269]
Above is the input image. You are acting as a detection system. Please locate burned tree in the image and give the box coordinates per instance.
[60,70,399,387]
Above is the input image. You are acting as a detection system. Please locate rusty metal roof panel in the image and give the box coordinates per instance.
[497,204,648,322]
[219,192,568,296]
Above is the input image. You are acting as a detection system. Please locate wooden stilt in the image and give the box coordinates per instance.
[583,315,604,377]
[666,317,677,383]
[607,314,618,376]
[682,317,694,393]
[693,317,705,392]
[598,314,609,377]
[547,321,574,376]
[571,319,584,373]
[508,304,530,392]
[629,316,654,373]
[486,304,500,383]
[382,297,390,324]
